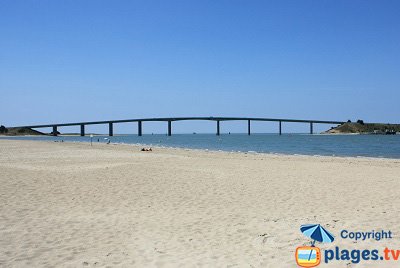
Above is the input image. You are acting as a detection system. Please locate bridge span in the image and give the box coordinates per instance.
[15,117,346,136]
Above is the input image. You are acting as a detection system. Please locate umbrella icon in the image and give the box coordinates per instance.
[300,224,334,262]
[300,224,335,245]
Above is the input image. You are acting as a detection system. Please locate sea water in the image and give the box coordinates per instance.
[2,134,400,159]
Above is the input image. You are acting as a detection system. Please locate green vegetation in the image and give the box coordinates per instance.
[0,126,46,136]
[0,125,8,134]
[325,122,400,134]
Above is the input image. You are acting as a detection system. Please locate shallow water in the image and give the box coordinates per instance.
[2,133,400,159]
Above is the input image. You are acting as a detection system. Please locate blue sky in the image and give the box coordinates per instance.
[1,0,399,134]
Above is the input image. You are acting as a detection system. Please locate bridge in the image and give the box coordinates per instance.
[15,117,346,136]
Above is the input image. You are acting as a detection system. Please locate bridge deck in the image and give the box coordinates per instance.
[15,117,345,129]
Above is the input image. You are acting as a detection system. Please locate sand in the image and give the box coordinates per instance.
[1,139,400,267]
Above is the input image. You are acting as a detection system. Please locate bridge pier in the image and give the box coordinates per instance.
[216,120,220,135]
[248,120,251,135]
[310,122,313,134]
[80,124,85,136]
[52,126,58,136]
[138,121,142,136]
[279,121,282,135]
[168,121,172,136]
[109,123,113,136]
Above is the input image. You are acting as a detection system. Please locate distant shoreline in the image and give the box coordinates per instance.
[324,122,400,134]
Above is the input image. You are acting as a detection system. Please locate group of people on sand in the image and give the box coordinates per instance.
[55,137,151,150]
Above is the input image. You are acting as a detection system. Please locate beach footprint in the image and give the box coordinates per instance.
[251,233,274,249]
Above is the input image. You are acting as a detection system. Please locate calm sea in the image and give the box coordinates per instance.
[2,134,400,159]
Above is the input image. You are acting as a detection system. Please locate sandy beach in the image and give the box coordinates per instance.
[1,139,400,267]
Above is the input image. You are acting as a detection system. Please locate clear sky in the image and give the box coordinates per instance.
[1,0,399,134]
